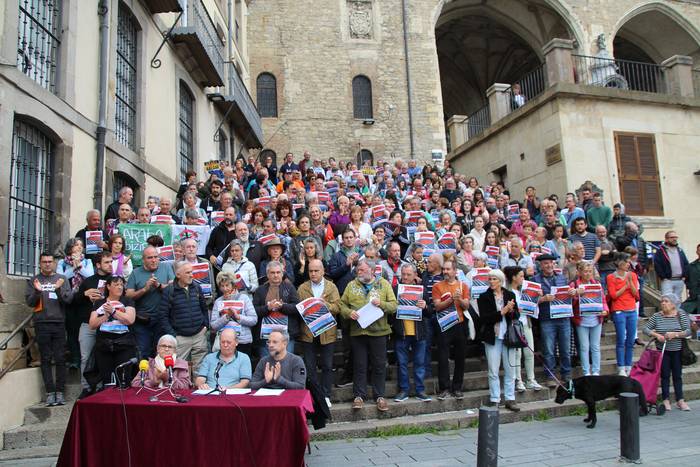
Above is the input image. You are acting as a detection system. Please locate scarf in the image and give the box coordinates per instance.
[65,255,85,289]
[113,253,125,277]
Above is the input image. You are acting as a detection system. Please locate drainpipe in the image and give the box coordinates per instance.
[94,1,110,211]
[401,0,416,158]
[227,0,234,91]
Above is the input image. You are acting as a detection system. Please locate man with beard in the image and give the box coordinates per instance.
[200,179,223,213]
[340,259,397,412]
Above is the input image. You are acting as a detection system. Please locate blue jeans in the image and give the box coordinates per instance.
[576,324,602,376]
[540,319,572,380]
[395,336,427,393]
[133,321,159,360]
[612,310,637,367]
[484,338,516,402]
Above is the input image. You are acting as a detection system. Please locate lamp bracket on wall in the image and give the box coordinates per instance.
[150,11,183,69]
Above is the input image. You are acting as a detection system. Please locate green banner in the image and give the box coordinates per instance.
[117,223,172,266]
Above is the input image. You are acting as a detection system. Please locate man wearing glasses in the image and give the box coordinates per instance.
[126,246,175,359]
[653,230,690,302]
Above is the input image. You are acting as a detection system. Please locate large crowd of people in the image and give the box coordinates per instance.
[26,153,699,414]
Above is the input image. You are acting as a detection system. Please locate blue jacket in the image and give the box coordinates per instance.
[533,272,568,321]
[159,282,209,337]
[327,249,357,295]
[653,244,689,280]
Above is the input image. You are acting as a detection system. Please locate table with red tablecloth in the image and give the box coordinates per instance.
[57,388,314,467]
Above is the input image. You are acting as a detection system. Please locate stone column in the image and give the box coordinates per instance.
[447,115,468,149]
[661,55,694,98]
[487,83,511,123]
[543,38,575,85]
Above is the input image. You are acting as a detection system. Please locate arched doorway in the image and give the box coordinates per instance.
[259,148,277,167]
[357,149,373,167]
[435,0,577,119]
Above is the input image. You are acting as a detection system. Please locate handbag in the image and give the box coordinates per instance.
[676,312,697,366]
[504,318,527,349]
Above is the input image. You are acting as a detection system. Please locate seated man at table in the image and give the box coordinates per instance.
[195,328,252,391]
[131,334,191,391]
[251,330,306,390]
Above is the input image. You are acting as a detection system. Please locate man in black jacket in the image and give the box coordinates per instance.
[199,179,223,213]
[206,207,237,266]
[391,264,432,402]
[74,209,110,266]
[105,186,134,226]
[252,261,300,359]
[159,261,209,368]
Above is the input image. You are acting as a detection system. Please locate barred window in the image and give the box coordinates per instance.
[7,119,54,277]
[17,0,62,92]
[352,75,373,119]
[115,3,138,150]
[113,172,138,206]
[179,82,195,182]
[256,73,277,118]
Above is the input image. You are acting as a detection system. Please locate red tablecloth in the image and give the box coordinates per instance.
[57,388,314,467]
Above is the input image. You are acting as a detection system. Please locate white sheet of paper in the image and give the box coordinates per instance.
[192,389,219,395]
[357,302,383,329]
[253,388,285,396]
[226,388,252,395]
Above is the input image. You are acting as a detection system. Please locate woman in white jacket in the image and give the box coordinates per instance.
[221,240,259,299]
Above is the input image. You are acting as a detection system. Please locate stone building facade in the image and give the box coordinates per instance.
[249,0,700,166]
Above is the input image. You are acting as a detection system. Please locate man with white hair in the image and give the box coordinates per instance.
[196,329,251,390]
[74,209,109,265]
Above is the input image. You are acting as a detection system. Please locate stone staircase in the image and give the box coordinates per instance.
[1,309,699,460]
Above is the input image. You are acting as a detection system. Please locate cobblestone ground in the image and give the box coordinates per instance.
[306,400,700,466]
[4,400,698,466]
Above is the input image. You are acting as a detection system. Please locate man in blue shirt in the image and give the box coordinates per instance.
[560,194,585,230]
[533,255,575,385]
[195,329,251,390]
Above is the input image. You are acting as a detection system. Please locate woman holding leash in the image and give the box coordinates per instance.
[478,269,521,412]
[644,294,692,411]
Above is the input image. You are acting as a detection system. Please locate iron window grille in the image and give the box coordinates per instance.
[352,75,373,119]
[16,0,62,92]
[179,82,195,182]
[256,73,278,118]
[115,3,138,150]
[7,119,54,277]
[112,172,138,206]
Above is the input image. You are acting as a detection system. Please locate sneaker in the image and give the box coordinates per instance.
[526,380,543,391]
[516,380,526,393]
[618,368,627,377]
[336,375,353,388]
[54,392,65,406]
[415,392,432,402]
[78,388,93,400]
[452,391,464,400]
[352,397,364,410]
[45,393,56,407]
[394,391,409,402]
[505,401,521,412]
[437,390,450,401]
[324,397,332,408]
[591,372,600,376]
[376,397,389,412]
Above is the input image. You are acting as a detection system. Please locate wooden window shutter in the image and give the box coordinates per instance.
[614,132,663,216]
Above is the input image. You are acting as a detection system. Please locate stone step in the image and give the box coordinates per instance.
[0,445,60,462]
[311,383,700,440]
[23,402,75,425]
[2,421,67,451]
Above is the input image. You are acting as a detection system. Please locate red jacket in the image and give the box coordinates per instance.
[607,272,640,312]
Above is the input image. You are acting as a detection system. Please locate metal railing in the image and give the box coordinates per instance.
[572,54,667,94]
[181,0,225,81]
[17,0,62,93]
[467,104,491,139]
[0,314,35,380]
[504,63,548,115]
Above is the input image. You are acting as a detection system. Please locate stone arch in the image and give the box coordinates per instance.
[611,2,700,63]
[434,0,581,119]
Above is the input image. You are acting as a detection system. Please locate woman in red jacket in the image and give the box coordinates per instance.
[571,262,608,376]
[607,254,639,376]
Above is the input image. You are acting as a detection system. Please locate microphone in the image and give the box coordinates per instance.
[116,357,138,370]
[164,355,175,386]
[138,359,149,387]
[214,360,224,393]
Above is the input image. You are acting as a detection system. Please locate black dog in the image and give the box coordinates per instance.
[554,375,648,428]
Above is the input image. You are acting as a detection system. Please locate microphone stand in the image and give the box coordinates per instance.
[207,362,224,395]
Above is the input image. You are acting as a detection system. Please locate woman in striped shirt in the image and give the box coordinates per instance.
[644,294,692,411]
